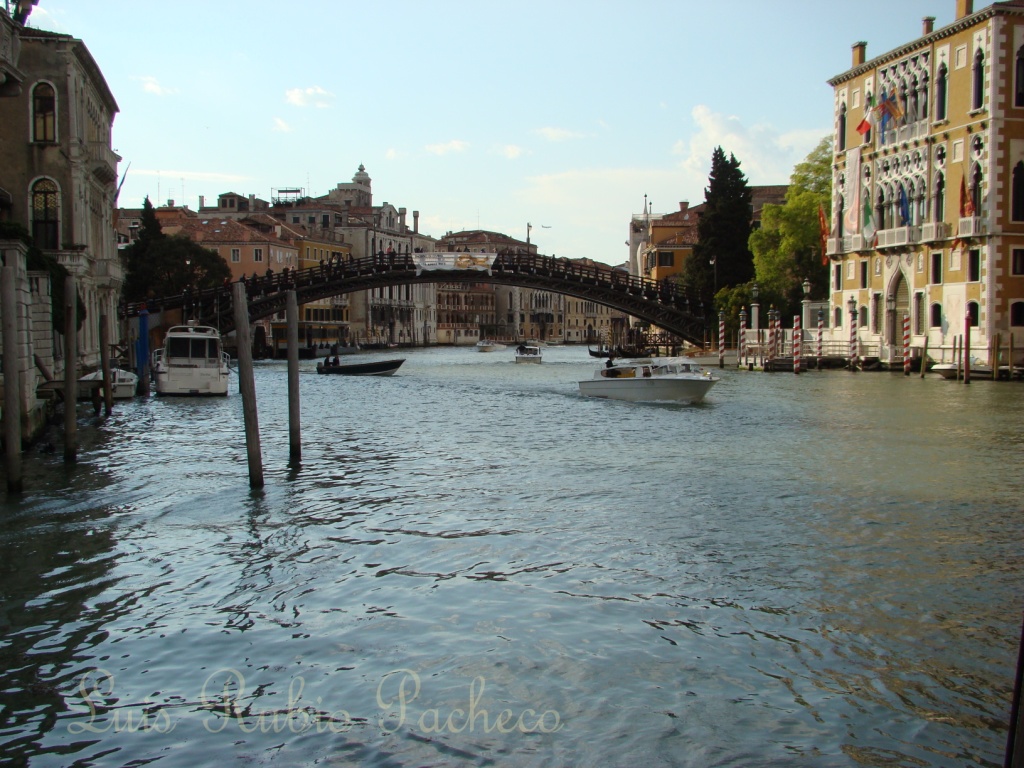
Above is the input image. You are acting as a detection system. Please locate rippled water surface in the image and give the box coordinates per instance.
[1,345,1022,767]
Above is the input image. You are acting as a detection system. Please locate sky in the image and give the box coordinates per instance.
[26,0,953,265]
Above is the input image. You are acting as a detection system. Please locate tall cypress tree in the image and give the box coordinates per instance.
[684,147,754,314]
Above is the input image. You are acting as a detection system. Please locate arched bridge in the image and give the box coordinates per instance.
[123,252,709,345]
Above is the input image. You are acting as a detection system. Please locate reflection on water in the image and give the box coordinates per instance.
[0,346,1021,767]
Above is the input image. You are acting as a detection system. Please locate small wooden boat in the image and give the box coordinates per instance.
[316,358,404,376]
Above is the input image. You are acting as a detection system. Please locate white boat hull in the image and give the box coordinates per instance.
[579,377,716,403]
[152,325,231,396]
[78,368,139,399]
[515,355,542,363]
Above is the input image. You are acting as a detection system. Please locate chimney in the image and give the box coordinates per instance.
[199,195,205,209]
[413,211,419,234]
[399,207,407,231]
[167,199,174,208]
[852,42,867,67]
[678,201,689,213]
[922,16,935,35]
[956,0,973,20]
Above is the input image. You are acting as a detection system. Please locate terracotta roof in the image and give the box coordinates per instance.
[162,216,292,247]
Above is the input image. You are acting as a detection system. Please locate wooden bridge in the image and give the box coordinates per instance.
[121,251,710,346]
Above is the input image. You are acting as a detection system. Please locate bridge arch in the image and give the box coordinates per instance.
[126,252,710,346]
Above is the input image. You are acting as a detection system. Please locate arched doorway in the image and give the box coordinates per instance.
[887,272,911,345]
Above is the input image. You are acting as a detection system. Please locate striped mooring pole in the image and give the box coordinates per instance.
[849,311,859,370]
[793,315,801,374]
[738,310,747,366]
[816,310,824,368]
[903,313,912,375]
[767,309,776,362]
[718,312,725,368]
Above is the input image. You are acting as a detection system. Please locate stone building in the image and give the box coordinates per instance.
[0,5,122,439]
[826,0,1024,366]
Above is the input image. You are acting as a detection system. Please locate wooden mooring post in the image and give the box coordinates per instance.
[232,282,264,489]
[286,290,301,463]
[2,265,22,492]
[63,276,77,464]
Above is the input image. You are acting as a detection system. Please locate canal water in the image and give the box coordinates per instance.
[0,345,1021,767]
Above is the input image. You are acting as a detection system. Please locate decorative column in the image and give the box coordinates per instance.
[817,309,824,369]
[739,309,747,367]
[718,311,725,369]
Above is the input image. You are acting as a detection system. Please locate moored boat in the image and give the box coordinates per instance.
[316,358,404,376]
[930,356,993,379]
[579,358,719,403]
[78,363,139,399]
[152,324,231,396]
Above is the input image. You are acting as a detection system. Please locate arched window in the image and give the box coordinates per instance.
[837,196,845,238]
[930,302,943,327]
[967,301,979,327]
[919,74,930,120]
[936,64,948,120]
[934,172,946,222]
[860,305,868,328]
[834,307,843,328]
[973,48,985,111]
[1014,162,1024,221]
[1017,46,1024,107]
[876,188,887,230]
[32,82,55,143]
[31,178,59,250]
[838,103,847,152]
[1011,301,1024,326]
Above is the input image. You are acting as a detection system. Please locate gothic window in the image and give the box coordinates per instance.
[930,302,943,327]
[31,178,59,249]
[1017,46,1024,107]
[972,48,985,111]
[970,164,983,215]
[919,74,929,120]
[838,103,847,151]
[32,82,55,143]
[936,64,948,120]
[967,301,979,327]
[1011,162,1024,223]
[934,172,946,222]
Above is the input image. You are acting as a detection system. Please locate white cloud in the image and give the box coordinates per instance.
[284,86,333,108]
[534,126,585,142]
[671,104,827,186]
[500,145,526,159]
[385,148,401,160]
[134,76,177,96]
[272,117,291,133]
[425,140,469,156]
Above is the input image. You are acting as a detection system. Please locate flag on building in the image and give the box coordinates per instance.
[818,203,830,265]
[856,94,875,136]
[877,90,891,143]
[862,201,877,247]
[960,176,975,217]
[898,187,910,225]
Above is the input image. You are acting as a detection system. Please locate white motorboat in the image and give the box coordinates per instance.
[476,340,506,352]
[78,363,139,399]
[152,324,231,396]
[579,358,719,403]
[514,344,542,364]
[930,356,993,379]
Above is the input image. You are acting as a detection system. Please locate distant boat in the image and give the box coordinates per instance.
[476,340,506,352]
[514,344,542,364]
[316,358,405,376]
[931,356,993,379]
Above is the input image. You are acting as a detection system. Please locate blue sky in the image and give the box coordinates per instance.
[29,0,950,265]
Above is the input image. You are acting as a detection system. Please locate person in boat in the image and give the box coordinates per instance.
[324,354,332,369]
[517,344,527,354]
[332,356,340,366]
[605,357,615,368]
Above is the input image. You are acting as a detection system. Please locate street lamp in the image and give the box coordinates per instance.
[801,277,812,337]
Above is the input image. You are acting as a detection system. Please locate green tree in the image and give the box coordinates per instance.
[748,136,831,318]
[123,197,230,301]
[682,147,754,316]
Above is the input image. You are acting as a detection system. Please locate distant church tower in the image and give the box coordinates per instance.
[325,164,373,208]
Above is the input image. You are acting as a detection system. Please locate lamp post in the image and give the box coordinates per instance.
[184,258,192,322]
[848,295,859,371]
[801,277,812,335]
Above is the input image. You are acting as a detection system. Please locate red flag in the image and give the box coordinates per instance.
[961,176,975,217]
[818,204,829,265]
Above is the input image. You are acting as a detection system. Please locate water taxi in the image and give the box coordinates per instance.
[579,358,718,403]
[514,344,542,364]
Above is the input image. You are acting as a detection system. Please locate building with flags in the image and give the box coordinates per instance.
[825,0,1024,369]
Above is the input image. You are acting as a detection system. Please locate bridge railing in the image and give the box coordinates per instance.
[120,251,706,320]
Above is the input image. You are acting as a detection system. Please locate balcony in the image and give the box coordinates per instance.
[920,222,951,242]
[826,237,842,255]
[958,217,986,238]
[847,235,865,252]
[875,226,919,249]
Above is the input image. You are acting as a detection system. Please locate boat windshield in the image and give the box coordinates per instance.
[167,337,220,360]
